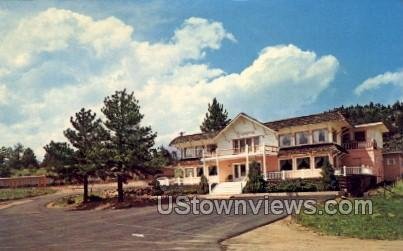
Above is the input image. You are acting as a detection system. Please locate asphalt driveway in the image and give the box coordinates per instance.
[0,193,289,250]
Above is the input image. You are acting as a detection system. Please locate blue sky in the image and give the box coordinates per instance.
[0,1,402,157]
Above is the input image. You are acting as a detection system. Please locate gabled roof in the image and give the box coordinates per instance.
[354,122,389,133]
[264,111,349,131]
[170,111,351,146]
[213,112,277,140]
[169,131,217,146]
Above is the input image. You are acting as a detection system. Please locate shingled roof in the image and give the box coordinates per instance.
[278,143,348,156]
[170,111,350,146]
[264,111,348,131]
[169,131,218,146]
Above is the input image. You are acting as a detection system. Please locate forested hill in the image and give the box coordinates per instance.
[331,101,403,152]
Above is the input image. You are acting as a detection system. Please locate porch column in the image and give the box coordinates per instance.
[202,151,207,178]
[246,144,249,175]
[262,145,267,180]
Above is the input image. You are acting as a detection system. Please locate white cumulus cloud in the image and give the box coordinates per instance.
[0,8,339,158]
[355,70,403,95]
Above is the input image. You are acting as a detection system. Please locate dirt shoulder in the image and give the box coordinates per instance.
[221,217,403,251]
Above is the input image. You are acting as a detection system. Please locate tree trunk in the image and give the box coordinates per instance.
[117,174,124,202]
[83,175,89,203]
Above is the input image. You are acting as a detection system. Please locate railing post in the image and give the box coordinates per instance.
[343,166,347,176]
[281,170,285,180]
[245,145,249,175]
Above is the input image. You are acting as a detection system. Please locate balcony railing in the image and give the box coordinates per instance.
[203,145,278,159]
[341,140,376,150]
[267,169,322,180]
[267,165,373,180]
[334,165,373,176]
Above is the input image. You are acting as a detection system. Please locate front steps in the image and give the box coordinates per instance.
[211,181,245,195]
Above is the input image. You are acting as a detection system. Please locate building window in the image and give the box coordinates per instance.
[207,144,217,154]
[297,157,311,169]
[296,131,310,145]
[279,134,293,147]
[313,129,328,143]
[208,166,217,176]
[240,164,246,176]
[195,146,204,157]
[280,159,293,171]
[314,156,329,169]
[185,168,194,177]
[184,148,195,158]
[342,133,350,143]
[233,136,260,153]
[354,131,366,142]
[196,167,204,177]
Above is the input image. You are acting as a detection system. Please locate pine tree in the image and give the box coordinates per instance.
[321,161,338,191]
[43,141,77,181]
[64,108,108,202]
[0,147,11,177]
[200,98,230,133]
[197,175,209,194]
[102,89,157,202]
[243,161,266,193]
[21,148,39,168]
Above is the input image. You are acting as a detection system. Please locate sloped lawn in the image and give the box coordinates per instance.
[0,187,56,201]
[295,181,403,240]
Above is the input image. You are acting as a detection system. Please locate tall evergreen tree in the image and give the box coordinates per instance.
[0,147,11,177]
[7,143,24,170]
[43,141,77,181]
[64,108,108,202]
[243,161,266,193]
[102,89,156,202]
[321,161,338,191]
[200,98,230,133]
[21,148,39,168]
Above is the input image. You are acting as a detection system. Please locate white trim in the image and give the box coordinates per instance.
[213,113,278,141]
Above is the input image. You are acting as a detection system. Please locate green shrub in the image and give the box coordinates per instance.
[162,184,198,196]
[151,178,164,196]
[267,179,319,192]
[197,175,209,194]
[243,161,266,193]
[321,161,339,191]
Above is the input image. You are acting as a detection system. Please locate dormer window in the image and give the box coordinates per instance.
[279,134,293,147]
[313,129,328,143]
[296,131,310,145]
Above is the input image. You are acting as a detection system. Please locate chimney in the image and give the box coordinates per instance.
[179,131,185,137]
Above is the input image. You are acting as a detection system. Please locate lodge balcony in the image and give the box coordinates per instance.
[202,144,278,161]
[267,165,373,180]
[341,140,377,150]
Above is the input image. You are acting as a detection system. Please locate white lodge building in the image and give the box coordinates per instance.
[169,112,388,195]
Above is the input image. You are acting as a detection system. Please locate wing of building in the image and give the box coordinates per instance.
[169,111,391,195]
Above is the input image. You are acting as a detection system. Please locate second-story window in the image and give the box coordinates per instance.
[313,129,328,143]
[279,134,292,147]
[233,136,260,153]
[296,131,310,145]
[354,131,366,142]
[183,146,204,158]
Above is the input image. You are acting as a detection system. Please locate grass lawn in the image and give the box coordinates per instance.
[295,181,403,240]
[0,187,56,201]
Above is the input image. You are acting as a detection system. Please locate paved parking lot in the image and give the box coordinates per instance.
[0,193,288,250]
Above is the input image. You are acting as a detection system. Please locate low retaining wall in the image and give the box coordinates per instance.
[0,176,52,188]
